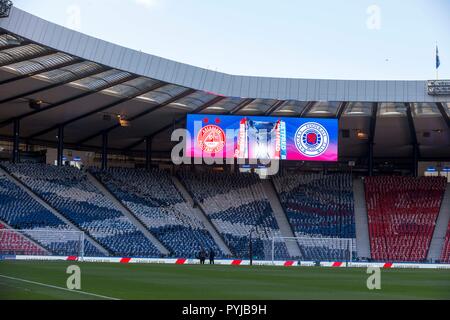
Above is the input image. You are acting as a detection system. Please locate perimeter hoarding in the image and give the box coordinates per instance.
[186,115,338,162]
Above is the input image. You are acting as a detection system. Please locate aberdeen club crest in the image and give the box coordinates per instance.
[197,125,226,153]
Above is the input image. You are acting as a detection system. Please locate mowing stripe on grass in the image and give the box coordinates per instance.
[0,274,120,300]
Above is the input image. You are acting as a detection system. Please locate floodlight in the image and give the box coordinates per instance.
[0,0,13,18]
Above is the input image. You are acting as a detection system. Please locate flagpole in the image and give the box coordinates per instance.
[436,42,439,80]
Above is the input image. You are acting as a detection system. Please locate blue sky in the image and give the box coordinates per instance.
[13,0,450,80]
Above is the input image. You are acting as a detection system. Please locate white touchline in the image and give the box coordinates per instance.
[0,274,120,300]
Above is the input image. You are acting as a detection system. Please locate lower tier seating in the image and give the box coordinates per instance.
[365,176,447,262]
[273,173,356,261]
[440,223,450,263]
[179,171,286,260]
[0,171,102,256]
[92,168,224,258]
[2,163,161,258]
[0,223,47,256]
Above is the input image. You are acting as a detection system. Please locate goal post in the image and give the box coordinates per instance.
[271,236,356,264]
[0,229,86,260]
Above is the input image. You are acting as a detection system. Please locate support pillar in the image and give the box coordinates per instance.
[102,131,108,170]
[57,125,64,166]
[145,136,152,170]
[12,119,20,163]
[413,144,419,177]
[368,143,374,177]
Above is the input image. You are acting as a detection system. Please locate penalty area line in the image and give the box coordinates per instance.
[0,274,120,300]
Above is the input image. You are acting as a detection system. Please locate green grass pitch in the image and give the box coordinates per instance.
[0,261,449,300]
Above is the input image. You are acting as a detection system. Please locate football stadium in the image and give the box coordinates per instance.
[0,1,450,303]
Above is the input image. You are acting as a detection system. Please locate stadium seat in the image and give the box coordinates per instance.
[365,176,447,262]
[440,222,450,263]
[0,223,48,256]
[2,163,160,258]
[179,171,287,260]
[272,173,356,261]
[91,167,224,258]
[0,171,101,256]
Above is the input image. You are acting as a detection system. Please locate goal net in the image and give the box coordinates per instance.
[271,236,356,263]
[0,229,85,259]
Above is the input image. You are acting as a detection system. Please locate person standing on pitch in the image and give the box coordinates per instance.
[199,248,206,265]
[209,249,215,265]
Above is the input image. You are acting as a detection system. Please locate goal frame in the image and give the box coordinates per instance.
[0,229,86,260]
[271,236,355,264]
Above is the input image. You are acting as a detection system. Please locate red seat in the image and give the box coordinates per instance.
[440,224,450,263]
[0,223,46,256]
[365,176,446,262]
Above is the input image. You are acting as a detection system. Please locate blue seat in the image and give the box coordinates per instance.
[92,168,223,258]
[3,163,160,258]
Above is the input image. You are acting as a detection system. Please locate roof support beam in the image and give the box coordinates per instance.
[336,102,349,119]
[0,48,54,68]
[264,100,286,116]
[0,74,139,129]
[12,118,19,163]
[57,125,64,167]
[145,137,152,170]
[368,103,379,176]
[74,88,196,146]
[299,101,317,117]
[0,34,29,50]
[229,98,255,115]
[406,103,420,177]
[0,66,109,105]
[436,102,450,128]
[123,95,226,151]
[26,81,167,140]
[101,131,108,170]
[0,57,83,86]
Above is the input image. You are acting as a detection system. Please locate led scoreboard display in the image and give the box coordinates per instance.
[186,114,338,162]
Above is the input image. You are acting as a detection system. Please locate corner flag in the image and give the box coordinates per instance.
[436,46,441,69]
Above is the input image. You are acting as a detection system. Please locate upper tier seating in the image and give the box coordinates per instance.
[92,168,223,258]
[2,163,160,258]
[179,171,287,260]
[0,171,101,256]
[365,176,447,262]
[273,173,355,261]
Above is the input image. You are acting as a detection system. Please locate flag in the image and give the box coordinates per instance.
[436,46,441,69]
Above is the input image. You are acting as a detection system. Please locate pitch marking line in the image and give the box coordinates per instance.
[0,274,120,300]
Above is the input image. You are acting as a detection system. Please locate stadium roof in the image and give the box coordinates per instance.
[0,7,449,160]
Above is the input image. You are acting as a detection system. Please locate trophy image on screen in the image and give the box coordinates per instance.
[235,118,283,160]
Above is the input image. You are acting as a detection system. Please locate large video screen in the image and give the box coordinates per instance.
[186,114,338,162]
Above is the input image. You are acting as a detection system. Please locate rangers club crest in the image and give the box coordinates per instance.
[197,125,226,153]
[295,122,330,157]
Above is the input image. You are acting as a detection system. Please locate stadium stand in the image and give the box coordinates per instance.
[439,223,450,263]
[179,171,288,260]
[91,167,224,258]
[0,171,101,256]
[365,176,447,262]
[272,173,356,261]
[2,163,161,258]
[0,223,47,256]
